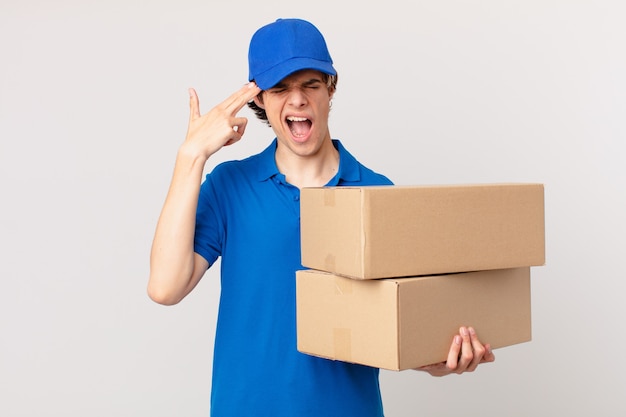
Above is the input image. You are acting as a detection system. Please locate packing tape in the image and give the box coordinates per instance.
[333,328,352,361]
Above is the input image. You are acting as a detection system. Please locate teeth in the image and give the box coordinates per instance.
[287,116,308,122]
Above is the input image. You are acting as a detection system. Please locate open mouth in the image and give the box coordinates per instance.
[287,116,312,138]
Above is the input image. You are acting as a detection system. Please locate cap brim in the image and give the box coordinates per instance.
[251,57,336,90]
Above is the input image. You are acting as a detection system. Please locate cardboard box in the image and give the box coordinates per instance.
[300,183,545,279]
[296,267,532,371]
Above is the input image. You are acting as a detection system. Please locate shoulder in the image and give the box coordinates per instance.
[206,150,268,186]
[207,140,277,185]
[334,140,394,186]
[357,164,394,186]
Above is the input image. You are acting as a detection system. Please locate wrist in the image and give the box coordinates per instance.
[174,143,210,178]
[177,141,209,163]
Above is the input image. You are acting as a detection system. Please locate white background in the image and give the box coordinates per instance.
[1,1,624,416]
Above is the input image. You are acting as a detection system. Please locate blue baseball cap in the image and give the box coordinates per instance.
[248,18,337,90]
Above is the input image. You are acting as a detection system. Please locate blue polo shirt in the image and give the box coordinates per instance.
[194,139,393,417]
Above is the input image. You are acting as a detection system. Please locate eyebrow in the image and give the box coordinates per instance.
[271,78,323,90]
[302,78,323,87]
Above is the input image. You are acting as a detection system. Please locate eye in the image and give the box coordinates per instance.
[304,81,322,89]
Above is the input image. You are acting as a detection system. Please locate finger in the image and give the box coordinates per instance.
[445,334,462,371]
[222,82,261,113]
[223,134,242,147]
[231,116,249,136]
[415,362,449,377]
[221,82,262,115]
[188,88,201,120]
[456,326,474,372]
[222,129,243,147]
[222,116,250,147]
[482,343,496,364]
[466,327,486,371]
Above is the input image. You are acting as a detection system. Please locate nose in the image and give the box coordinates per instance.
[286,88,307,108]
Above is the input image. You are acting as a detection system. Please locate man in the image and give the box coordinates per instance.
[148,18,494,417]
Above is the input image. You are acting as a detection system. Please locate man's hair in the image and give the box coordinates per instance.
[247,73,338,126]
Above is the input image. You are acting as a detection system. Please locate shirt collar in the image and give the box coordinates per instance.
[328,139,361,184]
[255,138,361,184]
[255,139,281,182]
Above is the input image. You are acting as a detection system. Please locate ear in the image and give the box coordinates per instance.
[253,93,265,109]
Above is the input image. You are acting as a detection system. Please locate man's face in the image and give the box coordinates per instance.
[256,69,334,158]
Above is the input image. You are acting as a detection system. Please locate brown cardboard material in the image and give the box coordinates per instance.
[296,267,532,371]
[300,183,545,279]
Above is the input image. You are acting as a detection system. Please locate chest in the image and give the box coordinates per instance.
[222,178,302,252]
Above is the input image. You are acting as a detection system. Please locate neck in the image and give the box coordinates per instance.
[275,139,339,189]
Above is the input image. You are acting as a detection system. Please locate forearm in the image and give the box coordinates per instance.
[148,148,207,304]
[148,84,260,304]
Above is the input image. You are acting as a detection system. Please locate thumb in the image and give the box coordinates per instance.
[188,88,200,120]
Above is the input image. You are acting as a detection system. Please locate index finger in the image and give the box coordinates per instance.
[221,82,262,115]
[445,334,462,370]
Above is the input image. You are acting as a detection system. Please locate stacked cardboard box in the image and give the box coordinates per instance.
[296,183,545,370]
